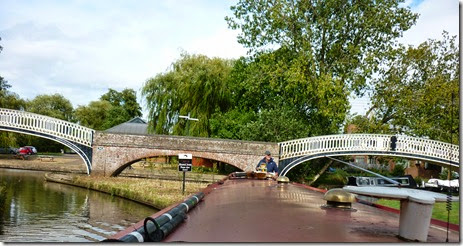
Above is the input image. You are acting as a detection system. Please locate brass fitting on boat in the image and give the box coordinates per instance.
[276,176,290,183]
[322,188,356,209]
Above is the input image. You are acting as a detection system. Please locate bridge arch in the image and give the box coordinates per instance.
[91,132,278,176]
[0,108,94,174]
[278,134,459,176]
[111,153,241,177]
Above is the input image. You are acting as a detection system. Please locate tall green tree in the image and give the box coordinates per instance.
[0,77,25,147]
[100,88,142,119]
[223,0,418,139]
[343,114,392,134]
[210,106,310,142]
[26,93,74,121]
[17,94,74,152]
[226,0,418,94]
[142,53,234,137]
[74,100,113,130]
[369,32,459,144]
[218,50,350,138]
[75,88,143,130]
[0,77,25,110]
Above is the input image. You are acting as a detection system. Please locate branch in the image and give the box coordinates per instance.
[308,160,332,186]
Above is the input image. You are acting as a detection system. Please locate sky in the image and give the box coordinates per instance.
[0,0,459,119]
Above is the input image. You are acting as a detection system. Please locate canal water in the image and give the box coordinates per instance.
[0,169,157,242]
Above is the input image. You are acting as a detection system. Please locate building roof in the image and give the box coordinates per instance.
[105,117,149,135]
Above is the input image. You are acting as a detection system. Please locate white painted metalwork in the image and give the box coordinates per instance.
[0,108,94,147]
[279,134,459,176]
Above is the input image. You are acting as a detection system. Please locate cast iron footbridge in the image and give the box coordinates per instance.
[0,108,94,173]
[278,134,459,176]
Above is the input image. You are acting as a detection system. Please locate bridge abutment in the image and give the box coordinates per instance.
[91,132,279,177]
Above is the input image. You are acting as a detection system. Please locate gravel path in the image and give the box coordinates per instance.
[0,154,86,173]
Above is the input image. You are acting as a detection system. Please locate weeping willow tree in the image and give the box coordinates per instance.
[142,53,234,137]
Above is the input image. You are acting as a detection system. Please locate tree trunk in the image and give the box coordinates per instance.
[308,160,333,186]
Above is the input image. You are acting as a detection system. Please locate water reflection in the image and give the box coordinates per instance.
[0,169,157,242]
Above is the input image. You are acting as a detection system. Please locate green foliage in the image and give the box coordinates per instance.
[192,166,218,174]
[75,88,142,130]
[285,159,330,184]
[343,114,393,134]
[439,168,459,180]
[100,88,142,119]
[0,78,23,147]
[215,0,417,141]
[312,168,349,187]
[142,53,234,136]
[414,176,423,186]
[141,0,418,143]
[226,0,418,95]
[0,77,25,110]
[390,163,405,176]
[370,32,459,144]
[26,93,74,121]
[20,93,75,152]
[222,50,349,138]
[74,100,112,130]
[210,109,256,140]
[210,106,310,142]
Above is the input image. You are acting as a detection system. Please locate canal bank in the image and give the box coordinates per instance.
[0,154,86,174]
[0,154,222,210]
[44,173,210,210]
[0,154,227,182]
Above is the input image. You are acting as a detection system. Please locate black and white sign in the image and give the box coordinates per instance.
[178,153,192,172]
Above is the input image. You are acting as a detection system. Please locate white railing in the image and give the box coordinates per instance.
[279,134,459,165]
[0,108,94,147]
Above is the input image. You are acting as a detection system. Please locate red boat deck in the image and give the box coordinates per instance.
[163,178,459,243]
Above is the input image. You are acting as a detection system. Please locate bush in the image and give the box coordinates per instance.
[414,176,423,186]
[439,169,459,180]
[192,166,218,174]
[312,169,349,187]
[286,159,329,184]
[390,164,405,176]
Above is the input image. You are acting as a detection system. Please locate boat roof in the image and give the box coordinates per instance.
[159,178,459,243]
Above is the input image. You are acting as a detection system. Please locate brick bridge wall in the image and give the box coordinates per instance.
[91,132,279,176]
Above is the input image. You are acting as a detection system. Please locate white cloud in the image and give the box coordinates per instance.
[399,0,459,46]
[0,0,458,118]
[0,0,245,111]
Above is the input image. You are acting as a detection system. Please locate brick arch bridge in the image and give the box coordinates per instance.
[92,132,279,177]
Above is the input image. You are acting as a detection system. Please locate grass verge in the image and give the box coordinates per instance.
[72,175,209,209]
[376,199,460,225]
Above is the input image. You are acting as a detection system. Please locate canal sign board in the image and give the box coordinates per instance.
[179,153,192,195]
[178,154,192,172]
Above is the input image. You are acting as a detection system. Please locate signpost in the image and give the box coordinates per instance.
[178,154,192,194]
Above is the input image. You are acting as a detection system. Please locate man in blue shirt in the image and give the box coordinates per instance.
[256,150,278,176]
